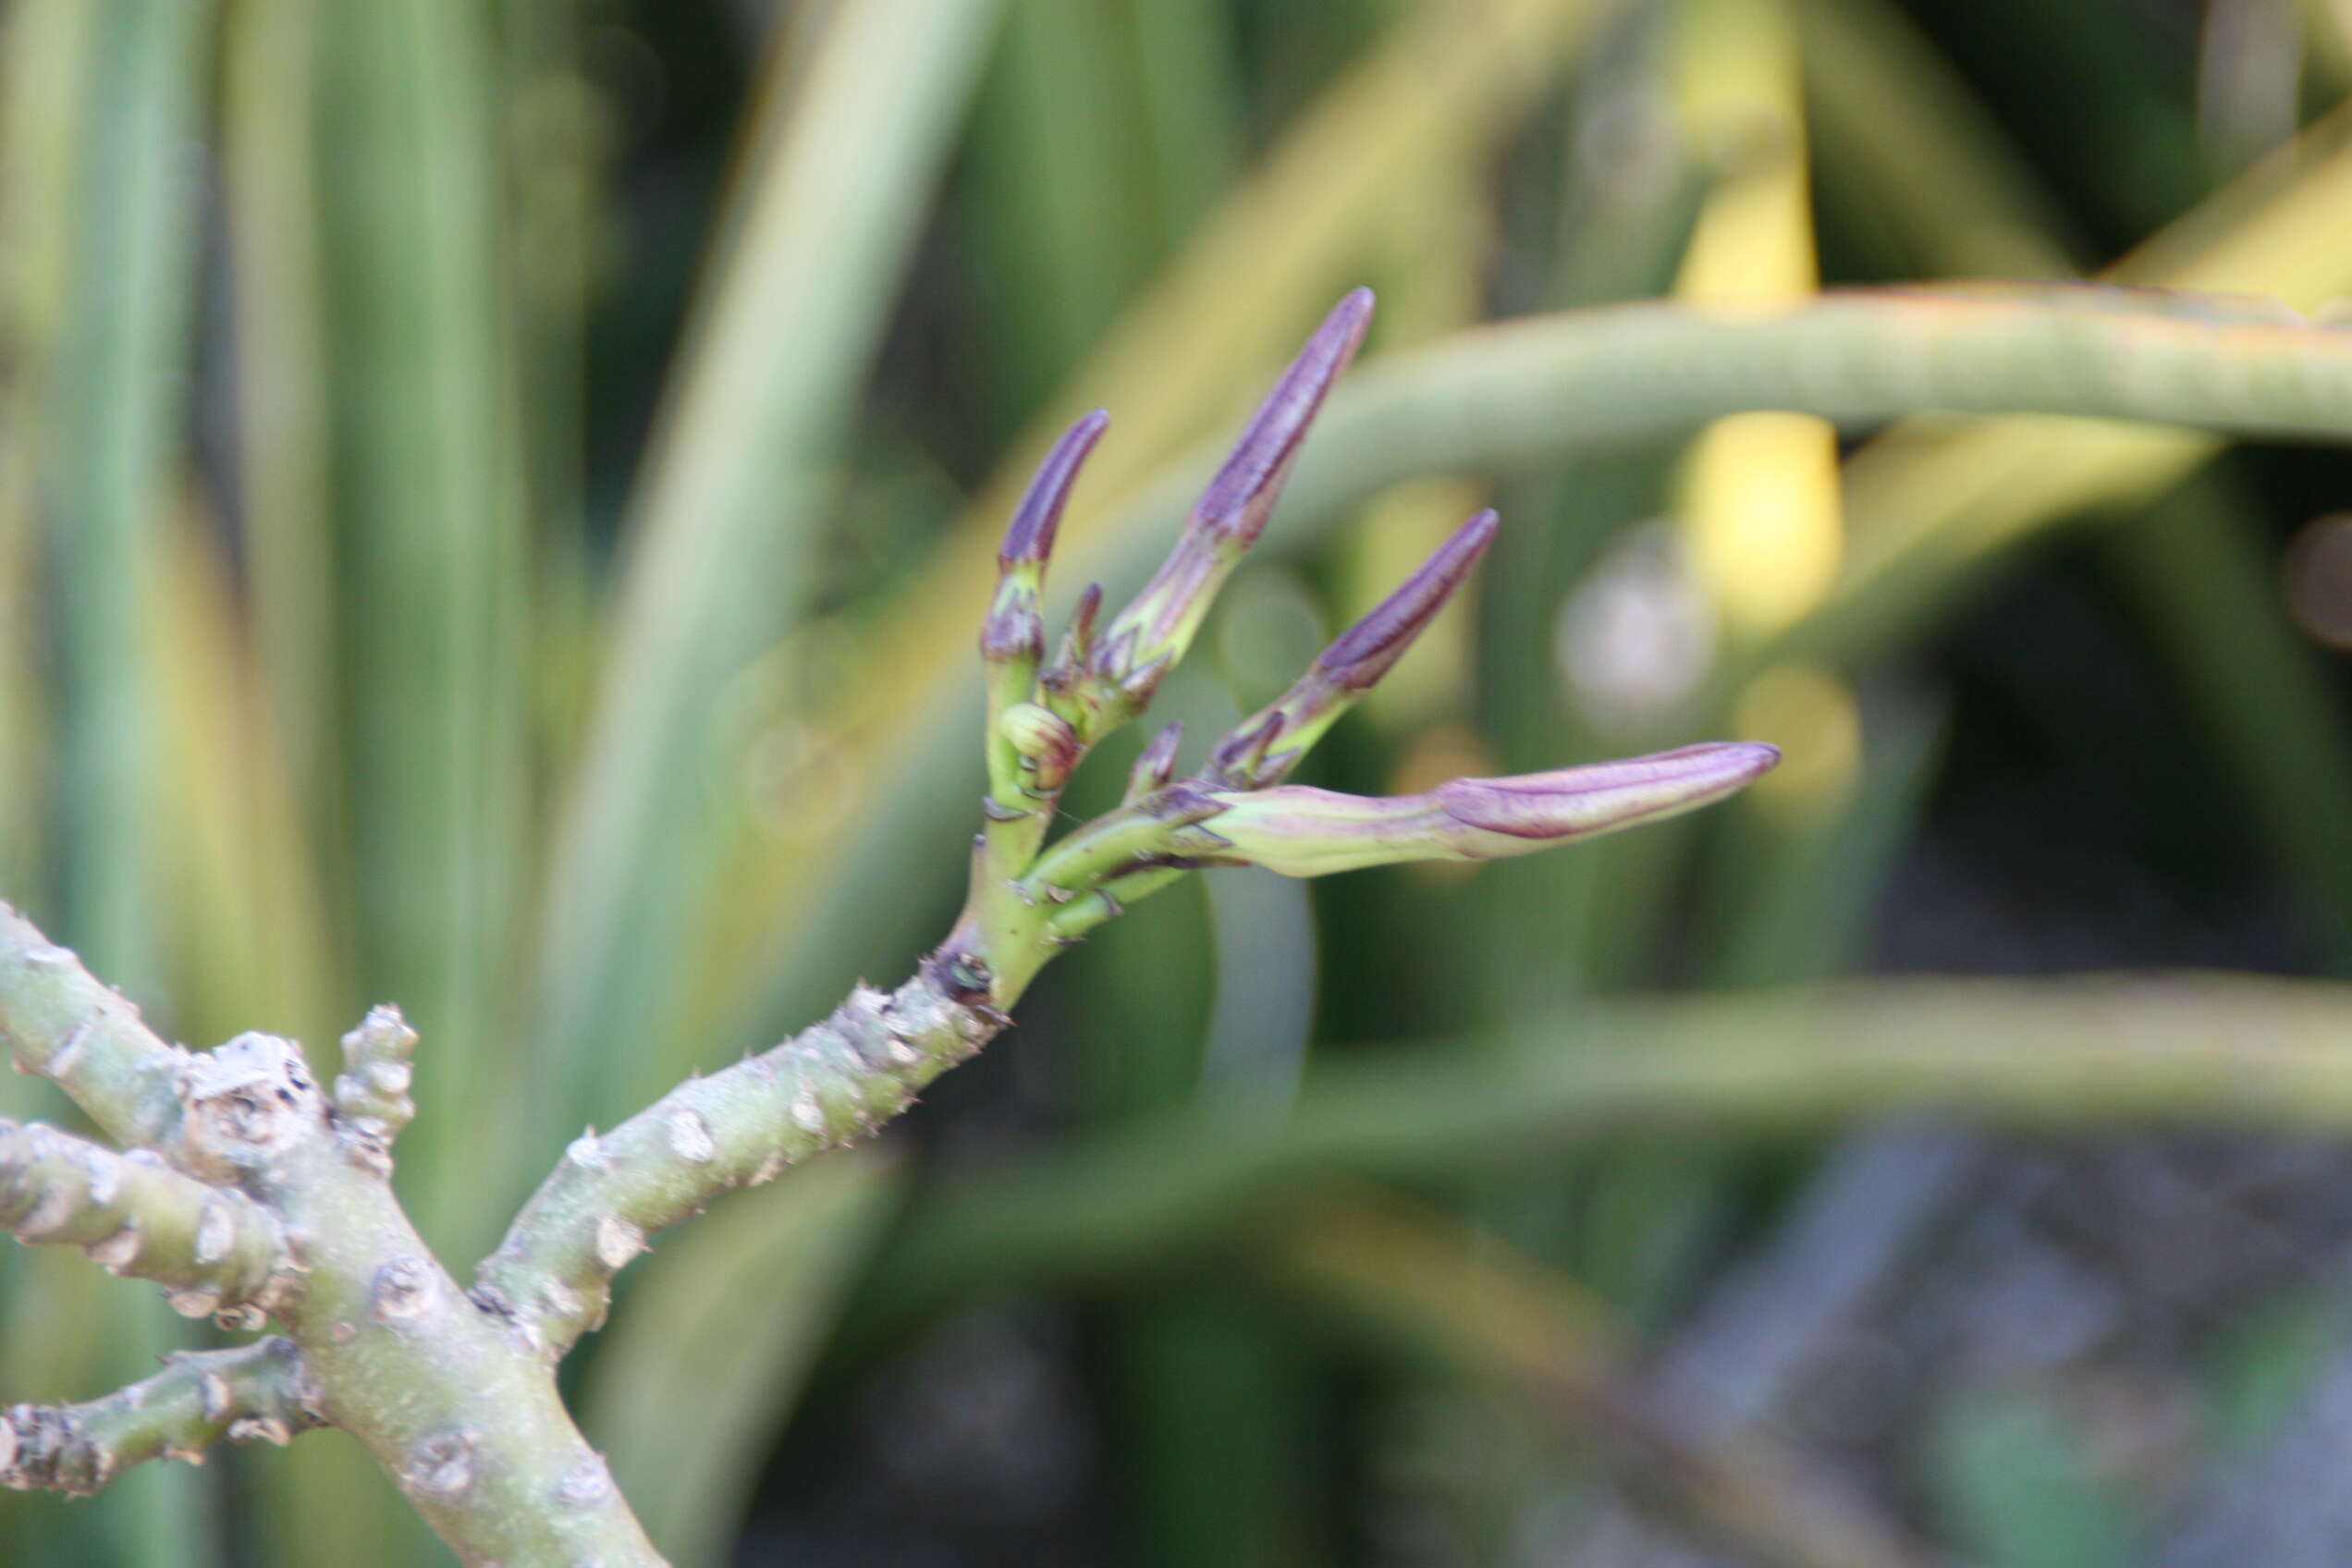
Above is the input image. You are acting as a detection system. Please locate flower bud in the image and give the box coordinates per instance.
[1194,741,1780,877]
[1125,722,1184,803]
[999,702,1080,793]
[998,410,1109,570]
[1209,509,1498,787]
[1190,288,1373,547]
[1093,291,1377,704]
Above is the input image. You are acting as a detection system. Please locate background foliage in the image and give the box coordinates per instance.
[7,0,2352,1562]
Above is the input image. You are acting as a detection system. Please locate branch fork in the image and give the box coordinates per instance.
[0,291,1773,1563]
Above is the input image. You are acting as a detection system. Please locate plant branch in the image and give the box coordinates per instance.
[477,955,998,1360]
[0,900,190,1147]
[330,1003,418,1153]
[0,915,668,1562]
[481,291,1778,1370]
[174,1031,664,1564]
[0,1338,322,1497]
[0,1118,296,1323]
[479,729,1771,1362]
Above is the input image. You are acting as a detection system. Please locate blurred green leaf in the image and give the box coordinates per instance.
[1930,1390,2138,1568]
[2101,479,2352,963]
[533,0,1008,1140]
[1800,0,2083,277]
[2202,1292,2346,1454]
[224,0,337,827]
[1795,15,2352,967]
[316,0,524,1252]
[31,1,217,1562]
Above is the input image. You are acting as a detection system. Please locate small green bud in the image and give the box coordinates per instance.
[1000,702,1080,792]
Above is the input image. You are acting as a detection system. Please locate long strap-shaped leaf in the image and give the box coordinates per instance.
[30,3,214,1564]
[533,0,1006,1136]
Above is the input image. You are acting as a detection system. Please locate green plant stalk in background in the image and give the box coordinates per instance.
[533,0,1008,1142]
[864,970,2352,1329]
[35,1,218,1562]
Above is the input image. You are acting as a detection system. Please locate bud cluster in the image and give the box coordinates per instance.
[955,289,1780,1006]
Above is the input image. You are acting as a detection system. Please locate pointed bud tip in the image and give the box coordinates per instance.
[1438,741,1780,840]
[1127,721,1185,800]
[999,410,1111,569]
[1140,720,1183,767]
[1320,509,1501,688]
[1329,286,1376,335]
[1679,740,1782,780]
[1192,289,1378,545]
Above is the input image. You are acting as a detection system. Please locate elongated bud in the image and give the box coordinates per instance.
[1125,722,1183,803]
[1321,510,1496,690]
[1189,742,1780,877]
[1093,290,1377,712]
[986,413,1109,676]
[999,410,1109,570]
[986,422,1109,810]
[1210,509,1499,787]
[1192,288,1373,547]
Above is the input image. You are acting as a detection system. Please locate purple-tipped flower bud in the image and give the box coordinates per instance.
[1205,711,1289,787]
[1087,291,1378,726]
[1040,582,1108,706]
[1189,741,1780,877]
[999,410,1109,570]
[1125,722,1183,803]
[1069,582,1103,645]
[982,589,1047,668]
[1209,509,1499,787]
[1192,288,1373,546]
[1320,510,1497,690]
